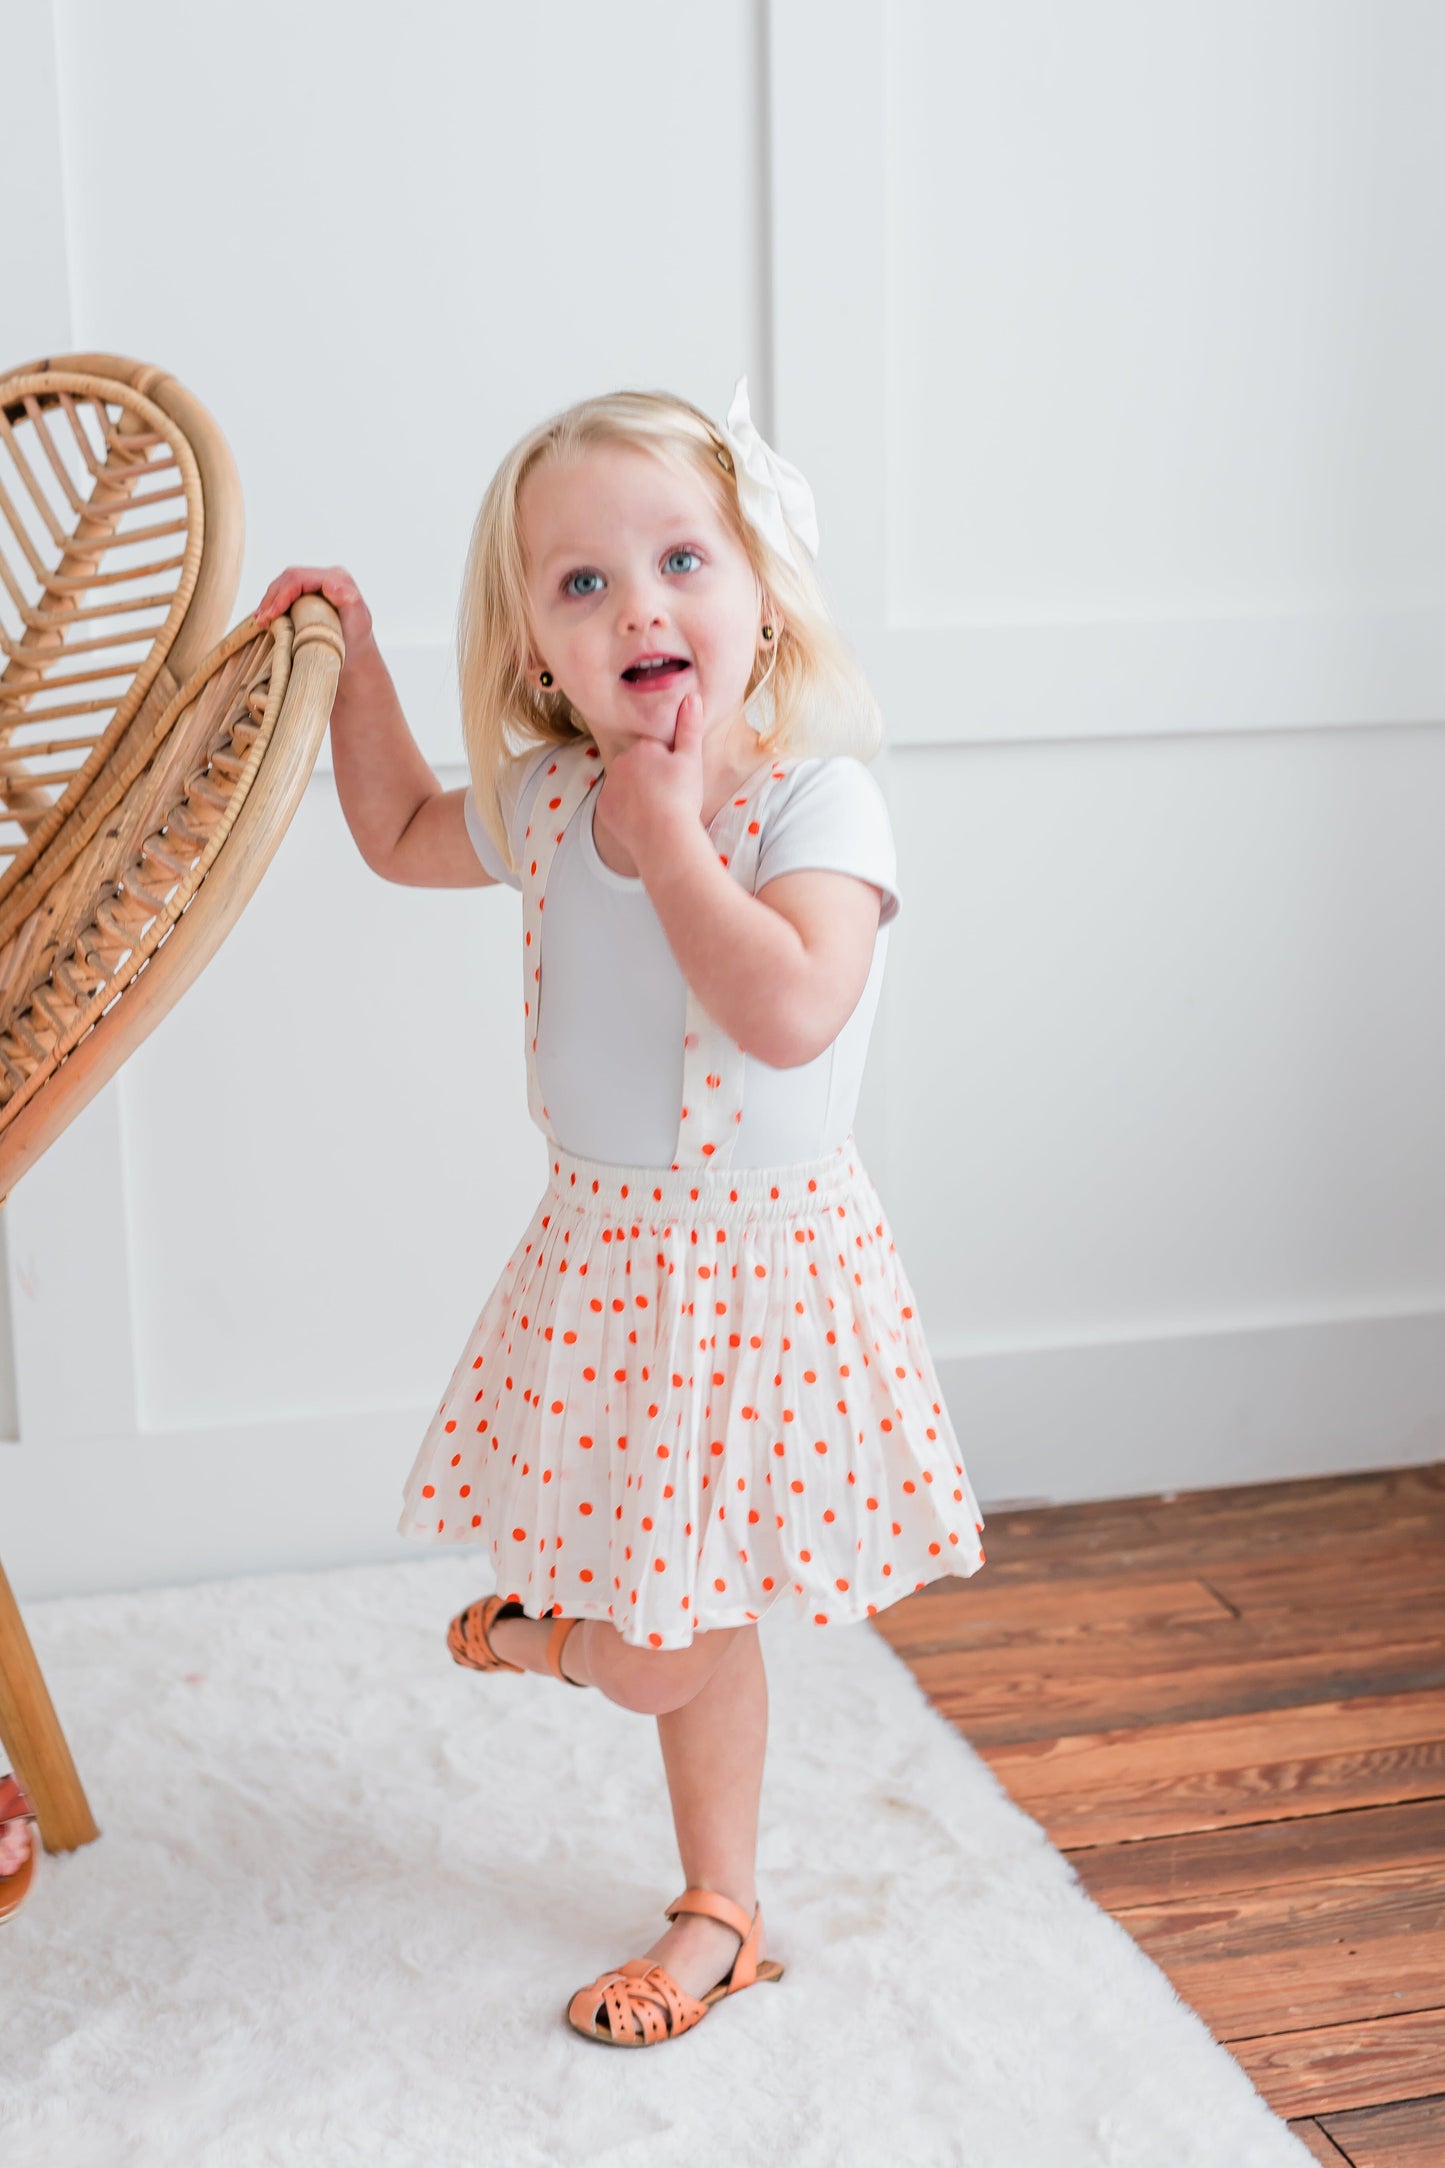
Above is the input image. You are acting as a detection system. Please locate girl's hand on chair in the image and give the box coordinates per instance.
[252,565,373,651]
[599,692,707,867]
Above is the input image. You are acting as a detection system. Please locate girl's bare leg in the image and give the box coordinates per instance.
[486,1613,770,2004]
[638,1624,768,2001]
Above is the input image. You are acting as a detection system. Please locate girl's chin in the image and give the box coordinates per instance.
[585,704,752,750]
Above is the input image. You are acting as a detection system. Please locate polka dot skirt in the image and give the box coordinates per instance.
[398,1134,987,1649]
[397,733,985,1648]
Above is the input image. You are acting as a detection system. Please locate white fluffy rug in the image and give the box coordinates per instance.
[1,1557,1313,2168]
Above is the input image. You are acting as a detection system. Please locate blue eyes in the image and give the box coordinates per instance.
[561,549,702,598]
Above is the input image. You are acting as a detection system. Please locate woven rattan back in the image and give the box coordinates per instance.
[0,596,343,1202]
[0,353,242,947]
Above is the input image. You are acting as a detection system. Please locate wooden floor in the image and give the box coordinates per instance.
[872,1461,1445,2168]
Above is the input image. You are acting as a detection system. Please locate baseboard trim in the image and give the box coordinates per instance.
[934,1304,1445,1508]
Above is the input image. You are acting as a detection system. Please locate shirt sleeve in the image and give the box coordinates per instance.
[754,756,902,926]
[462,743,555,891]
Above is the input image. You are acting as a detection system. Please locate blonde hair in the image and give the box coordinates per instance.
[457,388,882,877]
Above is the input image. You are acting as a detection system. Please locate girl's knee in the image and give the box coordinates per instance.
[597,1624,742,1715]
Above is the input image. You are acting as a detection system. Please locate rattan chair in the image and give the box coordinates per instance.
[0,356,344,1858]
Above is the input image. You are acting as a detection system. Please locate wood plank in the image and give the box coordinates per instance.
[1175,1936,1445,2039]
[1138,1464,1445,1523]
[917,1617,1445,1744]
[1118,1863,1445,2033]
[1287,2121,1354,2165]
[931,1514,1169,1583]
[914,1601,1445,1673]
[1132,1863,1445,1965]
[887,1562,1444,1654]
[1197,1547,1444,1619]
[977,1465,1445,1542]
[877,1572,1234,1645]
[1151,1462,1445,1535]
[986,1688,1445,1792]
[1319,2093,1445,2168]
[979,1691,1445,1844]
[987,1738,1445,1846]
[969,1466,1445,1582]
[954,1552,1382,1598]
[974,1524,1445,1591]
[1068,1800,1445,1909]
[1229,2008,1445,2119]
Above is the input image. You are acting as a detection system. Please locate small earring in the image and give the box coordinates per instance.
[760,624,774,642]
[539,669,554,688]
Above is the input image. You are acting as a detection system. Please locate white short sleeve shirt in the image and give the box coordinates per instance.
[463,744,901,1168]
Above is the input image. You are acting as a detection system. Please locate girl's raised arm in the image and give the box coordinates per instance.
[253,565,497,889]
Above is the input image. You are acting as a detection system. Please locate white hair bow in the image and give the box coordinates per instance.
[717,376,820,569]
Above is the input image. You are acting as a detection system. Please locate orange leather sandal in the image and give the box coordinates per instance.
[446,1595,588,1688]
[566,1887,785,2047]
[0,1774,38,1924]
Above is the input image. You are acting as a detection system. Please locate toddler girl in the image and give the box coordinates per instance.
[254,379,986,2049]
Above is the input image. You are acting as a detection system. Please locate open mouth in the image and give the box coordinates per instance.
[621,656,690,685]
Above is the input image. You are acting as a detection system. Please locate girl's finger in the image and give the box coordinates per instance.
[255,569,325,624]
[672,691,703,748]
[255,574,297,623]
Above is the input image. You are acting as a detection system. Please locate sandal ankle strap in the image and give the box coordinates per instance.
[665,1886,756,1942]
[665,1888,763,1988]
[546,1615,588,1687]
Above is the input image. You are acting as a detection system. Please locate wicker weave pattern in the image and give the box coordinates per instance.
[0,371,206,906]
[0,618,290,1127]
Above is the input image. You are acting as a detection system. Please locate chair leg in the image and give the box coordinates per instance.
[0,1555,98,1852]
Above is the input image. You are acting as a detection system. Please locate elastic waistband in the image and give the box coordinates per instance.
[544,1132,865,1221]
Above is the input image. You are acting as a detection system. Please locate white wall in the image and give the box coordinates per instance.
[1,0,1440,1599]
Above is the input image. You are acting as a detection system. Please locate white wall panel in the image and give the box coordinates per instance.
[886,1,1445,626]
[119,778,539,1429]
[0,3,72,358]
[1,1088,135,1441]
[885,726,1445,1350]
[773,0,1445,740]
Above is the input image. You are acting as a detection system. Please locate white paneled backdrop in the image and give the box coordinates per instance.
[2,0,1441,1598]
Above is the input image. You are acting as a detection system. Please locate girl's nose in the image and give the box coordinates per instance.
[617,582,666,633]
